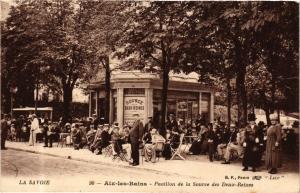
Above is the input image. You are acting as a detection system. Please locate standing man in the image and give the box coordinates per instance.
[129,113,144,166]
[221,123,239,164]
[15,115,25,142]
[1,114,10,150]
[93,114,100,130]
[144,116,153,133]
[43,121,54,148]
[166,114,178,131]
[195,114,202,133]
[29,114,39,146]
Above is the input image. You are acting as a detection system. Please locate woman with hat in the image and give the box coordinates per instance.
[265,114,282,174]
[242,124,260,172]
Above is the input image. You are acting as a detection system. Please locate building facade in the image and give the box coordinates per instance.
[88,71,214,127]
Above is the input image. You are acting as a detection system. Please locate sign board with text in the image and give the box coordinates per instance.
[123,96,145,126]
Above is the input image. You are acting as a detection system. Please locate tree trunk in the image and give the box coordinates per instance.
[259,89,271,125]
[62,85,73,124]
[265,107,271,126]
[104,57,111,124]
[270,78,276,113]
[234,39,247,127]
[1,81,11,114]
[160,65,170,138]
[277,108,280,123]
[226,77,232,128]
[160,44,170,138]
[236,64,247,126]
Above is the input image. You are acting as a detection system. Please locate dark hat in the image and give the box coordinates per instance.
[248,113,256,121]
[292,121,299,128]
[258,121,265,127]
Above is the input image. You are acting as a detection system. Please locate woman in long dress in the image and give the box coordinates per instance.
[265,114,282,174]
[242,125,260,172]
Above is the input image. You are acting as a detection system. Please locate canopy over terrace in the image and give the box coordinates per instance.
[12,107,53,121]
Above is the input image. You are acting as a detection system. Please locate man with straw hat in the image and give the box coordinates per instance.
[29,114,39,146]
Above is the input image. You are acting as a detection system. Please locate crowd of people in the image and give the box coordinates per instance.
[1,112,298,174]
[186,114,297,174]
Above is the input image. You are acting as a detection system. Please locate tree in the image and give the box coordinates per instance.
[83,1,129,123]
[183,2,257,126]
[244,1,299,122]
[3,0,99,122]
[3,0,52,113]
[118,1,195,136]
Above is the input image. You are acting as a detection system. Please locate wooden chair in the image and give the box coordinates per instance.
[171,133,185,160]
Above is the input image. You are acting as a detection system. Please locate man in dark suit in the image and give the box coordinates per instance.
[129,113,144,166]
[1,114,10,150]
[166,114,178,131]
[144,116,153,133]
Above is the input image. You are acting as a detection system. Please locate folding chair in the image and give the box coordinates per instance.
[103,144,113,157]
[171,134,185,160]
[57,133,70,147]
[112,142,128,162]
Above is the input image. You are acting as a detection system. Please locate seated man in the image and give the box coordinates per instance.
[111,126,122,155]
[162,127,182,160]
[120,125,132,160]
[144,128,166,163]
[216,125,231,160]
[86,127,97,149]
[72,124,85,150]
[98,125,111,154]
[222,124,244,164]
[9,123,17,141]
[170,124,183,149]
[188,125,208,155]
[162,129,172,159]
[90,125,103,153]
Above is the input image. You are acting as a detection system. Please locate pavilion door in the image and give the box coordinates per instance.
[98,98,105,118]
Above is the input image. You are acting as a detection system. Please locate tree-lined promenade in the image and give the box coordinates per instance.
[1,1,299,136]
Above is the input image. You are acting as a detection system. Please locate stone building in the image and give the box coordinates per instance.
[87,71,214,127]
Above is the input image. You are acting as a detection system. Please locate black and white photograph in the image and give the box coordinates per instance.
[0,0,299,193]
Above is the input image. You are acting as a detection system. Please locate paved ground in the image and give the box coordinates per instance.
[1,142,299,193]
[1,149,202,192]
